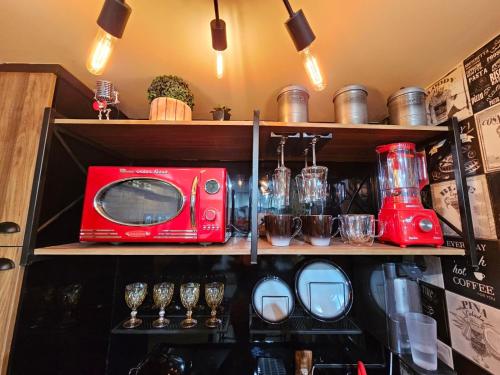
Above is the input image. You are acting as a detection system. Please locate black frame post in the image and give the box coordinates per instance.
[448,117,478,269]
[22,108,56,265]
[251,110,260,264]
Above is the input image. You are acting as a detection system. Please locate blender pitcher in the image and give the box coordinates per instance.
[375,142,443,248]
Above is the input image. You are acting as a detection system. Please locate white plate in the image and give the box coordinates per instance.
[252,276,294,323]
[295,260,352,321]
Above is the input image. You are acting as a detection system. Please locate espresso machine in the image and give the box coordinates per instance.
[376,142,443,247]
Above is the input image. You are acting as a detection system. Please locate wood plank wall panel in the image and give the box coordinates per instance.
[0,72,56,246]
[0,248,24,375]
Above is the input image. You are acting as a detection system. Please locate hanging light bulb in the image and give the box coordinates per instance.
[211,0,227,79]
[86,0,131,76]
[282,0,326,91]
[216,50,224,79]
[300,47,325,91]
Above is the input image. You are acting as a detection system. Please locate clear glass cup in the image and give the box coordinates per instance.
[272,166,291,208]
[123,282,147,329]
[405,312,438,371]
[180,282,200,329]
[334,214,382,246]
[152,282,174,328]
[302,166,328,203]
[205,282,225,328]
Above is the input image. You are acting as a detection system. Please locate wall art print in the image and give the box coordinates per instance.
[426,64,473,125]
[446,291,500,374]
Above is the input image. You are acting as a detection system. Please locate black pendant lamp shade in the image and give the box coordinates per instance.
[97,0,131,39]
[211,19,227,51]
[285,9,316,52]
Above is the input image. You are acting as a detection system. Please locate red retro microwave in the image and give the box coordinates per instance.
[80,167,231,243]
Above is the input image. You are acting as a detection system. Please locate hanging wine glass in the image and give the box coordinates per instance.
[272,138,291,210]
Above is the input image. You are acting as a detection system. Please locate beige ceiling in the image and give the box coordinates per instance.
[1,0,499,121]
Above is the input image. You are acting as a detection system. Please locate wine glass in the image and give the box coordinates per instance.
[205,282,224,328]
[123,282,147,329]
[180,282,200,329]
[152,282,174,328]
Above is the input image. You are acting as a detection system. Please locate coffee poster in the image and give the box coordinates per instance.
[426,116,483,183]
[430,175,497,240]
[442,239,500,309]
[420,281,451,344]
[476,103,500,173]
[426,64,473,124]
[446,291,500,374]
[464,34,500,114]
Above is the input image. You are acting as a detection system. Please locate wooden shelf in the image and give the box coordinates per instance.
[54,119,447,162]
[259,122,448,162]
[257,239,464,256]
[34,237,464,257]
[34,237,250,256]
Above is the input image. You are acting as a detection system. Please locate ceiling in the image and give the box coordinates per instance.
[1,0,499,121]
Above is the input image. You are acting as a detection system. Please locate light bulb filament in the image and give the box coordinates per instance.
[301,47,326,91]
[216,50,224,79]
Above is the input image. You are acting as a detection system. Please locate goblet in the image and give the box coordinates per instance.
[152,282,174,328]
[180,282,200,329]
[205,282,224,328]
[123,282,147,329]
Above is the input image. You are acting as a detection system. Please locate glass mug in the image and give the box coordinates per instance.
[333,214,383,246]
[264,214,302,246]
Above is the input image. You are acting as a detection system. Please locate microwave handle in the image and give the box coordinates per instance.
[190,176,199,228]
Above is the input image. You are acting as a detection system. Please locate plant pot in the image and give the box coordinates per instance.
[149,97,192,121]
[212,110,224,121]
[223,111,231,120]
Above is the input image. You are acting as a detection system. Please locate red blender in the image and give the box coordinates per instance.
[376,142,443,247]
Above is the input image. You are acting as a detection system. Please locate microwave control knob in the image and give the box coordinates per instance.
[418,218,433,233]
[204,209,217,221]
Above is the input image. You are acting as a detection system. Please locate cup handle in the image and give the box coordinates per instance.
[374,219,385,238]
[331,217,340,238]
[292,217,302,239]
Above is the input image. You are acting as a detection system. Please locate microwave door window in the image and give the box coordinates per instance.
[95,179,184,225]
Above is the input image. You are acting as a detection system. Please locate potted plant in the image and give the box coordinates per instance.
[210,106,231,121]
[147,75,195,121]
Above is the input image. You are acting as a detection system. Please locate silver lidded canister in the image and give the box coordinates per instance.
[277,85,309,122]
[333,85,368,124]
[388,87,427,126]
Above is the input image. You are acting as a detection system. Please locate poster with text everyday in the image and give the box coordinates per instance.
[447,291,500,374]
[464,34,500,114]
[430,175,497,240]
[476,103,500,173]
[426,64,472,124]
[442,239,500,309]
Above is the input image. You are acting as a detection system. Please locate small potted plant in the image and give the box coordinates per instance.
[147,75,195,121]
[210,106,231,121]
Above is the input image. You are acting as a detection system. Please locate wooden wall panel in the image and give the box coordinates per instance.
[0,72,56,246]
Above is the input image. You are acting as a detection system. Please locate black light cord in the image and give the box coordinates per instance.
[282,0,294,17]
[214,0,220,21]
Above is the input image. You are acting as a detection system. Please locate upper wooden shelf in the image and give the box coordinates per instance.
[54,119,448,162]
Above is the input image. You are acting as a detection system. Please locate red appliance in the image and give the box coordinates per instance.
[376,142,443,248]
[80,167,231,243]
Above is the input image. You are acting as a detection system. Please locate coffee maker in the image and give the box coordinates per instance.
[376,142,443,247]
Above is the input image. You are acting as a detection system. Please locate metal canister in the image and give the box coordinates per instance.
[388,87,427,126]
[277,85,309,122]
[333,85,368,124]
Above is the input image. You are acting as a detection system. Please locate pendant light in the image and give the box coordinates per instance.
[282,0,326,91]
[86,0,131,75]
[211,0,227,79]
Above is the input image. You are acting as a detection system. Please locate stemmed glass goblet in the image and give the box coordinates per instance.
[180,282,200,329]
[205,282,224,328]
[123,282,147,329]
[152,282,174,328]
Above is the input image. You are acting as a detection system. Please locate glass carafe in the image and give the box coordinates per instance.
[376,142,428,205]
